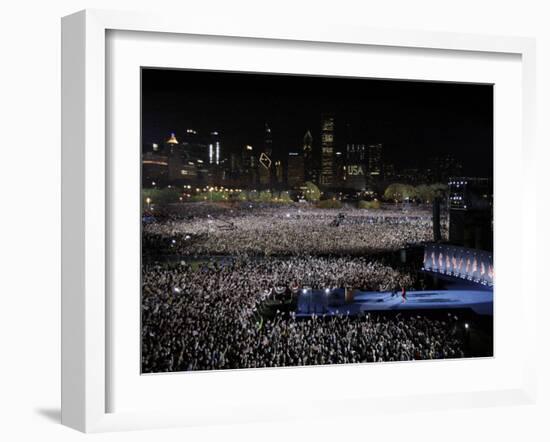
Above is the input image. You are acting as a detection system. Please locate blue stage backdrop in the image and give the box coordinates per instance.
[423,243,493,287]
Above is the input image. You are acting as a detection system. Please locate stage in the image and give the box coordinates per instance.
[296,288,493,317]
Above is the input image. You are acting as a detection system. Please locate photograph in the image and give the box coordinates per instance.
[1,1,545,439]
[140,68,494,373]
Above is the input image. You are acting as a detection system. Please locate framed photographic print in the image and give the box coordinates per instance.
[61,9,537,432]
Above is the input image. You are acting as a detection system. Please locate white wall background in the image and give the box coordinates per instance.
[0,0,548,440]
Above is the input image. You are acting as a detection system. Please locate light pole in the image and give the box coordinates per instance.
[464,322,471,356]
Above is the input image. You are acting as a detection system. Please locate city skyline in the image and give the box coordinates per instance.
[142,68,493,178]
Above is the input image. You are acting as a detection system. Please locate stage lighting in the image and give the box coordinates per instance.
[465,323,469,329]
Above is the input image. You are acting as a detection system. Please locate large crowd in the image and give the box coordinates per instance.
[143,205,448,257]
[142,258,465,372]
[141,203,470,373]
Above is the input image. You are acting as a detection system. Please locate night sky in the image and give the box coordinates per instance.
[141,68,493,177]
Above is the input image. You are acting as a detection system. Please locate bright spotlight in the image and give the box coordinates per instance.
[465,323,469,329]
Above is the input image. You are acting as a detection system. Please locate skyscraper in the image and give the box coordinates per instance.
[163,132,198,183]
[287,151,305,187]
[344,143,367,190]
[367,143,382,177]
[209,131,221,165]
[303,130,316,183]
[241,144,257,185]
[320,114,335,187]
[259,123,274,186]
[448,177,492,250]
[264,123,273,156]
[165,132,179,154]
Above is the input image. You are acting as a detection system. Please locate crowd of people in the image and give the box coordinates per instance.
[140,203,472,373]
[141,258,465,372]
[143,205,448,258]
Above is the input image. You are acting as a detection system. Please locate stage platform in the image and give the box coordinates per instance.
[296,288,493,317]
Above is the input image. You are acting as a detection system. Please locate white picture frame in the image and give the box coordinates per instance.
[61,9,537,433]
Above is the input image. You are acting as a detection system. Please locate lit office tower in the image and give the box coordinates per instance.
[368,143,382,178]
[448,177,492,250]
[242,145,255,169]
[303,130,313,160]
[165,132,179,154]
[303,130,315,182]
[241,144,257,184]
[275,160,284,184]
[162,132,197,183]
[287,151,305,187]
[165,132,181,178]
[259,124,274,186]
[264,123,273,155]
[209,131,221,165]
[320,114,335,186]
[344,143,367,190]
